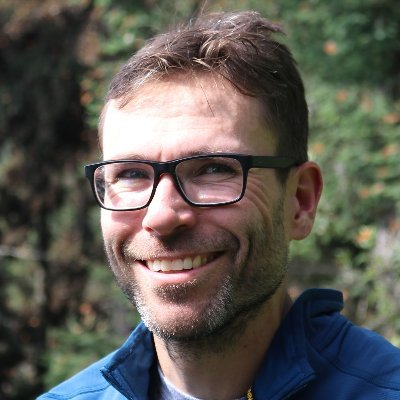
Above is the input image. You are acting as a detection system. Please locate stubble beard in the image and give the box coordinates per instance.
[104,201,289,356]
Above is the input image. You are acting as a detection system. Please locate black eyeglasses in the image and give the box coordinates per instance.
[84,154,299,211]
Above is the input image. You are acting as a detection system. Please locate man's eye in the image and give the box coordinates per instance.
[197,163,237,176]
[116,168,150,180]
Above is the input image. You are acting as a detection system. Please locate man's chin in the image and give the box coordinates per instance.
[149,325,209,342]
[138,300,256,345]
[139,308,217,341]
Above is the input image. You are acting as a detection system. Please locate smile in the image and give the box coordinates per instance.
[146,254,214,272]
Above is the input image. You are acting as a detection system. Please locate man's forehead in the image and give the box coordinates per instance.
[100,74,277,159]
[102,74,270,138]
[110,74,241,114]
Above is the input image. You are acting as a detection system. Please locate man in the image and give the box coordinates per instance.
[38,10,400,400]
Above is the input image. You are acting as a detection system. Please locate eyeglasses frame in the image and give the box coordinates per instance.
[84,153,299,211]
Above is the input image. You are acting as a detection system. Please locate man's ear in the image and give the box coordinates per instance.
[286,161,323,240]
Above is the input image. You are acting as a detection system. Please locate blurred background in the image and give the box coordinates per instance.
[0,0,399,398]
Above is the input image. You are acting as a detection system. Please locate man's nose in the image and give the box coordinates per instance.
[142,174,197,236]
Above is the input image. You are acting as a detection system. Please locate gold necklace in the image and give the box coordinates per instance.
[247,388,254,400]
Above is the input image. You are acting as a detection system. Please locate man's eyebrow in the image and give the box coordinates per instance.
[104,148,225,161]
[104,154,150,161]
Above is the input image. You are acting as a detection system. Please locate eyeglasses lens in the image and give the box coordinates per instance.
[93,157,244,210]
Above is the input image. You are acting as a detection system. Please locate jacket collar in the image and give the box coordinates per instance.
[101,289,343,399]
[101,323,154,400]
[253,289,343,399]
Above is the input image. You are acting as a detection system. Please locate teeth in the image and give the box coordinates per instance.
[183,257,192,269]
[171,259,183,270]
[147,255,210,272]
[152,260,161,271]
[193,255,202,268]
[160,260,171,271]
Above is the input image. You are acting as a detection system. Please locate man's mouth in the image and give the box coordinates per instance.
[146,254,216,272]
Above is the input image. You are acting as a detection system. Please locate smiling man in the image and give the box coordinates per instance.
[38,10,400,400]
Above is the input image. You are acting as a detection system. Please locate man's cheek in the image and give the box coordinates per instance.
[101,211,134,237]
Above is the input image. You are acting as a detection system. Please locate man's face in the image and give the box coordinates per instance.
[101,75,292,340]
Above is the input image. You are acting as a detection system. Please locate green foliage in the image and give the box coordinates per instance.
[278,0,400,86]
[42,261,141,387]
[1,0,399,398]
[292,79,400,337]
[282,0,400,342]
[43,322,121,388]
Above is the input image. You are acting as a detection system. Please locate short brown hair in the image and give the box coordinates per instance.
[102,10,309,163]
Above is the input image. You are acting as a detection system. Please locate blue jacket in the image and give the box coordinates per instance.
[37,289,400,399]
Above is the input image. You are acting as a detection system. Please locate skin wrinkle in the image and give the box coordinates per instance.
[99,72,313,399]
[49,10,331,400]
[98,71,281,152]
[104,196,288,360]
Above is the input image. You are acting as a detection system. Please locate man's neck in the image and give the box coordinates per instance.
[153,286,292,400]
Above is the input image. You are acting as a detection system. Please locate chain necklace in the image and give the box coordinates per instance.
[247,388,254,400]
